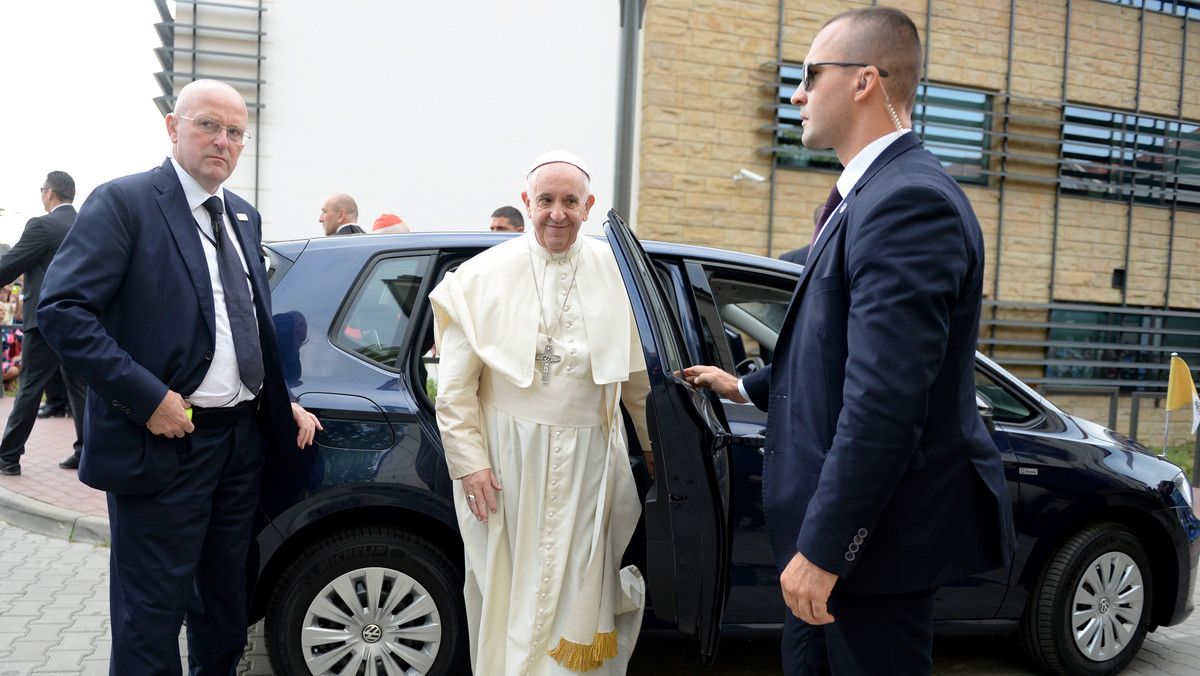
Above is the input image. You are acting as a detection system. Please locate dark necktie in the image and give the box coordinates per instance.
[203,196,265,394]
[807,185,842,262]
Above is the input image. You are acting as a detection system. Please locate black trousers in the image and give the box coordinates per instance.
[0,328,86,463]
[782,588,937,676]
[107,415,265,675]
[43,368,68,410]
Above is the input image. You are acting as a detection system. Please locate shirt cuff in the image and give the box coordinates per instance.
[737,378,749,402]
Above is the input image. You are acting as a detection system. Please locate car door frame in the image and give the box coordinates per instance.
[603,210,734,661]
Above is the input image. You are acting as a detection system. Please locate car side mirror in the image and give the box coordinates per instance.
[977,393,996,435]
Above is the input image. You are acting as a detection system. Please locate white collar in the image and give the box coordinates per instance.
[835,129,909,198]
[170,156,224,212]
[526,232,584,261]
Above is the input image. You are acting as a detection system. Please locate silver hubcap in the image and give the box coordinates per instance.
[1072,551,1144,662]
[302,566,442,675]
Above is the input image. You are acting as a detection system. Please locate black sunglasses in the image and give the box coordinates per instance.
[800,62,889,91]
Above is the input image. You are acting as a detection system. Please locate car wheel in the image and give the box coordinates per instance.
[1020,522,1152,676]
[265,526,468,676]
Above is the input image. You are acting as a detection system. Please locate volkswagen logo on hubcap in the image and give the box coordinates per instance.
[362,624,383,643]
[1099,598,1111,615]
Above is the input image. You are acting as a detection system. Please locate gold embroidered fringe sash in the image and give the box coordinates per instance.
[547,630,619,672]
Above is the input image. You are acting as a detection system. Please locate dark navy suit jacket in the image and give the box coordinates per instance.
[742,133,1016,594]
[0,204,76,331]
[37,159,297,495]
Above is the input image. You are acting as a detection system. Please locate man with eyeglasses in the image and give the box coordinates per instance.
[38,79,320,674]
[684,7,1015,674]
[0,171,87,476]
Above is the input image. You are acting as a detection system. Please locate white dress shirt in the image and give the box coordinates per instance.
[170,157,259,408]
[737,130,911,402]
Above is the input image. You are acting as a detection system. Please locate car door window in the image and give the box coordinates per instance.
[332,256,429,369]
[974,367,1037,424]
[694,270,793,375]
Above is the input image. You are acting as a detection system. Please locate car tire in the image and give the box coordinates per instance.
[1019,521,1152,676]
[264,526,468,676]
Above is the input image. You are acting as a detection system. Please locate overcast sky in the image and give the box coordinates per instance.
[0,2,629,246]
[0,1,167,246]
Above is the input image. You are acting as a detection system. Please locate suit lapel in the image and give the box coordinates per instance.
[780,133,924,332]
[154,160,217,339]
[798,133,922,273]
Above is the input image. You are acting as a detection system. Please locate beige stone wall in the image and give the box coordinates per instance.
[1169,212,1200,306]
[637,0,777,252]
[637,0,1200,312]
[1186,21,1200,120]
[1011,1,1067,100]
[1053,393,1198,449]
[926,0,1009,92]
[1127,206,1172,307]
[1054,198,1128,304]
[1067,1,1141,109]
[1141,10,1188,118]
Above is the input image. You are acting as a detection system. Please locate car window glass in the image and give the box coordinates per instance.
[705,274,793,372]
[333,256,428,370]
[975,368,1035,424]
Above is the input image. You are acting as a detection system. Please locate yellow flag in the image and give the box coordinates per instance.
[1165,355,1200,435]
[1166,355,1196,411]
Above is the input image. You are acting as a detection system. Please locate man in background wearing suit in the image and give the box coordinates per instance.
[685,7,1015,674]
[0,171,87,475]
[38,80,320,674]
[319,193,364,235]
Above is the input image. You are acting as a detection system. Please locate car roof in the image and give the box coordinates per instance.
[265,231,803,275]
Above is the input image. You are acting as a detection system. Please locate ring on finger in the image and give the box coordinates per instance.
[467,494,476,501]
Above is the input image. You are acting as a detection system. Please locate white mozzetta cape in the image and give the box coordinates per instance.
[430,234,646,479]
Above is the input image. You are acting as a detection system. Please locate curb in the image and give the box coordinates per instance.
[0,483,110,545]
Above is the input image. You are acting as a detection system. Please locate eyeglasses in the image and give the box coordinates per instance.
[800,62,889,91]
[177,114,251,146]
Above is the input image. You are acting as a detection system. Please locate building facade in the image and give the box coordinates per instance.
[636,0,1200,442]
[150,0,1200,443]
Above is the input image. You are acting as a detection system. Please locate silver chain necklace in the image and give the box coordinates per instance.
[528,238,580,384]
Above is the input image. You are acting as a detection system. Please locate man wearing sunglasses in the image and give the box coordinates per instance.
[685,7,1015,674]
[38,79,320,674]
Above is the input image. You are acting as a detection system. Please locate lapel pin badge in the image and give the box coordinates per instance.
[236,213,249,221]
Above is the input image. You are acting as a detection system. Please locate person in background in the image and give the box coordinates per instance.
[489,205,524,232]
[39,370,71,418]
[0,283,21,394]
[0,171,87,475]
[372,213,410,233]
[319,193,364,235]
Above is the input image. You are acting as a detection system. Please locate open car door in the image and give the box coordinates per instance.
[603,209,734,662]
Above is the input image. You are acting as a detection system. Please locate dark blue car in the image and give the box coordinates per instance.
[249,212,1199,676]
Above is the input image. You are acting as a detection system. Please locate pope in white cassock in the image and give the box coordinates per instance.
[430,151,652,675]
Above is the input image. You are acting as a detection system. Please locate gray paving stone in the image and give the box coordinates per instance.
[64,615,106,634]
[4,636,55,662]
[77,661,109,676]
[35,649,90,672]
[3,519,1200,676]
[53,632,103,652]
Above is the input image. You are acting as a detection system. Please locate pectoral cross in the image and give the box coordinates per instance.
[536,341,561,384]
